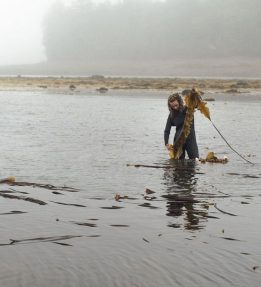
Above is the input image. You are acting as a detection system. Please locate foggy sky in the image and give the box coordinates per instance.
[0,0,260,76]
[0,0,118,66]
[43,0,261,63]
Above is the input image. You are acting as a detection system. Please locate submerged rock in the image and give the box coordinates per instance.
[96,87,108,93]
[204,97,215,101]
[69,84,76,90]
[225,88,239,93]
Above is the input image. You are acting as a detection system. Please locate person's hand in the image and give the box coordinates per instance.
[165,144,172,151]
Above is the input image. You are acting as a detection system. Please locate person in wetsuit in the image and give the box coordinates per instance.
[164,93,199,159]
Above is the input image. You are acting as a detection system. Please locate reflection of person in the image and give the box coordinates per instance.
[162,160,207,230]
[164,93,199,159]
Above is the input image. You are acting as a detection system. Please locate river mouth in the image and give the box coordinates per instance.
[0,90,260,287]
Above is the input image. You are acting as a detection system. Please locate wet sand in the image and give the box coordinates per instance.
[1,76,261,94]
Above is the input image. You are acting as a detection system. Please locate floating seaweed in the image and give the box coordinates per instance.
[52,242,73,247]
[127,163,198,170]
[101,206,124,210]
[52,191,64,195]
[0,235,83,247]
[0,187,30,195]
[227,172,260,178]
[199,152,228,164]
[110,224,130,227]
[73,222,97,227]
[221,237,241,241]
[0,193,47,205]
[142,238,150,243]
[115,194,138,201]
[127,163,173,169]
[214,203,237,216]
[0,210,27,215]
[50,201,86,207]
[0,177,80,192]
[0,189,17,194]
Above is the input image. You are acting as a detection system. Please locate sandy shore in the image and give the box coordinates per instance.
[1,76,261,94]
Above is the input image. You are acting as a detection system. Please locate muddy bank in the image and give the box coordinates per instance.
[1,76,261,94]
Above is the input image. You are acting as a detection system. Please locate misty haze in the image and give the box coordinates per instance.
[41,0,261,76]
[1,0,261,76]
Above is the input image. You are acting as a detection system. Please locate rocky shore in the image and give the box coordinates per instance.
[1,76,261,94]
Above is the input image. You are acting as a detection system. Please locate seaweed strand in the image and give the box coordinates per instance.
[174,88,254,165]
[210,121,254,165]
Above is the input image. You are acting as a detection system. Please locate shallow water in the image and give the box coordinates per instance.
[0,89,261,287]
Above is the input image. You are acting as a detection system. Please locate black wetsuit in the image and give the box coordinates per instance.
[164,107,199,159]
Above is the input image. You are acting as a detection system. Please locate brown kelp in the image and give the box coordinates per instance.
[172,88,254,164]
[173,88,210,159]
[0,235,83,247]
[0,177,80,192]
[0,193,47,205]
[199,152,228,164]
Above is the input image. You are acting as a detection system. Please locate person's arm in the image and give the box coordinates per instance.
[164,114,172,149]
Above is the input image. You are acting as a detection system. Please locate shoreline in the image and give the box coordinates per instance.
[1,76,261,94]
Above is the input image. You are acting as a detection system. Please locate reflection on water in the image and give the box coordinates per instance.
[162,160,209,230]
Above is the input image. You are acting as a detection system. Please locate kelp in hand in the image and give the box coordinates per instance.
[173,88,210,159]
[172,88,254,164]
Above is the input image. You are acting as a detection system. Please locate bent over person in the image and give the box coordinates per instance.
[164,93,199,159]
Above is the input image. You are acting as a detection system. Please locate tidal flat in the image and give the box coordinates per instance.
[0,86,260,287]
[1,76,261,94]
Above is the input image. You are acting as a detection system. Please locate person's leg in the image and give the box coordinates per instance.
[185,138,199,159]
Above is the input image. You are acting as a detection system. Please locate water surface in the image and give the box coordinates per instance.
[0,89,260,287]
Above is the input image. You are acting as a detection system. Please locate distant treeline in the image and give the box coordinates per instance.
[43,0,261,62]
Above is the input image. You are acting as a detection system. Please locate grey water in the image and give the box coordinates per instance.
[0,89,260,287]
